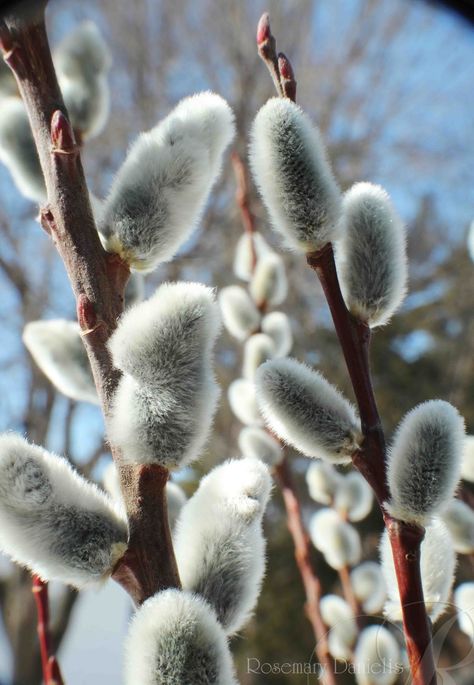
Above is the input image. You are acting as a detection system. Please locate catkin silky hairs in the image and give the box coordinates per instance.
[0,434,127,587]
[250,98,342,252]
[108,282,221,468]
[99,92,235,271]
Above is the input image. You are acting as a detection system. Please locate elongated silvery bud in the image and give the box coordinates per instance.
[309,508,362,570]
[354,625,401,685]
[238,427,282,466]
[0,97,45,203]
[242,333,275,380]
[233,231,271,281]
[305,460,342,505]
[23,320,98,405]
[336,183,407,327]
[218,286,261,341]
[255,358,362,462]
[124,589,238,685]
[108,282,221,468]
[350,562,387,615]
[334,471,373,522]
[100,92,235,271]
[174,458,271,635]
[261,311,293,357]
[380,518,456,623]
[250,98,342,252]
[386,400,465,525]
[320,594,357,659]
[442,498,474,554]
[228,378,263,426]
[249,253,288,307]
[454,582,474,640]
[54,21,111,139]
[0,434,127,587]
[461,436,474,483]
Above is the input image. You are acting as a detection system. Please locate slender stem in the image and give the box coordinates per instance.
[1,5,180,603]
[32,576,65,685]
[338,566,364,632]
[275,458,337,685]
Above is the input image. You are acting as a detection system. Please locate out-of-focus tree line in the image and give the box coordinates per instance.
[0,0,472,683]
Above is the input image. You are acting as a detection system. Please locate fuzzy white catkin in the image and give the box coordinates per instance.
[174,458,271,635]
[250,98,342,252]
[242,333,275,380]
[354,625,401,685]
[227,378,263,427]
[442,498,474,554]
[305,460,342,505]
[261,311,293,358]
[320,594,357,657]
[350,562,387,615]
[23,320,98,405]
[460,436,474,483]
[334,471,373,522]
[454,583,474,640]
[124,589,238,685]
[386,400,465,525]
[100,93,235,271]
[309,508,362,570]
[336,183,407,327]
[54,21,111,140]
[249,252,288,307]
[233,232,271,282]
[238,427,282,466]
[108,282,221,468]
[218,286,261,341]
[256,358,362,463]
[0,434,127,587]
[0,97,45,203]
[380,518,456,623]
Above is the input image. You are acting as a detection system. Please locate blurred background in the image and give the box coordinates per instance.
[0,0,473,683]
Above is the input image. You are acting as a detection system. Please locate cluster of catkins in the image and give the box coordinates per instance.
[245,97,474,659]
[0,22,282,684]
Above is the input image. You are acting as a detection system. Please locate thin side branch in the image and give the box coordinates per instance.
[32,576,65,685]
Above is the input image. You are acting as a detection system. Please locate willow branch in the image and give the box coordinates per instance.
[0,4,180,604]
[32,576,65,685]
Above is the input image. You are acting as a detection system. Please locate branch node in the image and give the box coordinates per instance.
[39,207,56,236]
[51,110,77,154]
[77,293,98,332]
[278,52,297,102]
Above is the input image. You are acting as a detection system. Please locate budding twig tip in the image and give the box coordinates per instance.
[256,12,271,45]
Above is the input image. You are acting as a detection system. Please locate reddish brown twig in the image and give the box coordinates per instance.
[257,14,437,684]
[32,576,65,685]
[1,5,180,604]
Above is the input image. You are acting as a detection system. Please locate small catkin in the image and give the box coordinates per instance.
[23,320,98,405]
[336,182,407,327]
[442,498,474,554]
[233,231,271,282]
[174,458,272,635]
[0,434,127,587]
[305,460,342,505]
[242,333,275,380]
[99,92,235,271]
[334,471,373,522]
[249,98,342,252]
[320,594,357,658]
[228,378,263,427]
[249,252,288,307]
[454,582,474,640]
[54,21,111,139]
[350,561,387,615]
[124,589,238,685]
[380,518,456,623]
[261,311,293,357]
[108,282,221,468]
[309,508,361,570]
[238,427,282,466]
[386,400,465,525]
[354,625,401,685]
[218,286,261,341]
[255,358,362,463]
[460,436,474,483]
[0,97,45,203]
